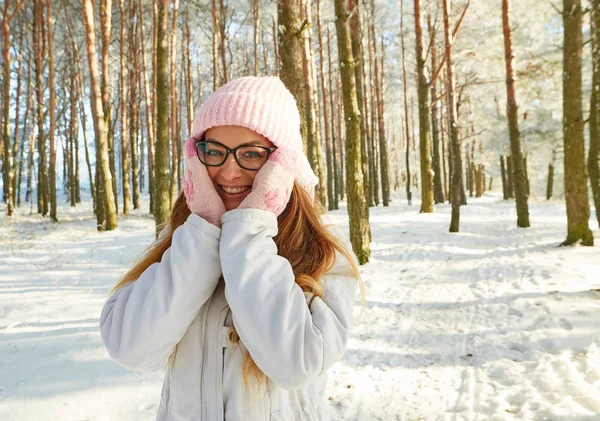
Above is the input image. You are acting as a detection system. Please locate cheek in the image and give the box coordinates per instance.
[246,170,258,185]
[206,166,219,182]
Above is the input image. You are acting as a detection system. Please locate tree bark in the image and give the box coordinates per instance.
[278,1,309,153]
[170,0,180,206]
[547,153,555,200]
[562,0,593,245]
[376,32,391,206]
[138,0,155,214]
[349,0,371,209]
[10,17,24,211]
[334,0,370,264]
[129,2,141,210]
[119,0,131,215]
[83,0,118,231]
[99,0,118,215]
[506,154,514,198]
[429,14,445,204]
[502,0,530,227]
[33,0,48,216]
[301,0,327,208]
[218,0,228,85]
[47,0,57,221]
[414,0,434,212]
[443,0,463,232]
[500,155,508,200]
[366,3,379,206]
[1,0,25,215]
[590,0,600,228]
[317,0,334,210]
[272,16,279,77]
[327,26,339,210]
[400,0,412,205]
[253,0,259,75]
[155,0,171,236]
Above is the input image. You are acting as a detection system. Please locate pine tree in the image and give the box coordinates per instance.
[334,0,370,264]
[561,0,593,245]
[82,0,118,231]
[502,0,530,227]
[154,0,171,236]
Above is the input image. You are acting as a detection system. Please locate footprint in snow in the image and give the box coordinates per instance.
[558,318,573,331]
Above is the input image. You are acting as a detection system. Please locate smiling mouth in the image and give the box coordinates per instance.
[219,185,251,196]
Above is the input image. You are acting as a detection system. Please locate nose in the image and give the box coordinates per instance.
[218,154,244,180]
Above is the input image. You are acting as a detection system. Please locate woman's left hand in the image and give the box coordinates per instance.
[237,148,297,216]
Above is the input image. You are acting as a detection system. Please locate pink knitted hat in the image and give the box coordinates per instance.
[185,76,319,195]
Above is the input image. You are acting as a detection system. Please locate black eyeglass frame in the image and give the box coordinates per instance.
[194,137,277,171]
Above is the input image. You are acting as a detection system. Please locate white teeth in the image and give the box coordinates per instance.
[221,186,250,195]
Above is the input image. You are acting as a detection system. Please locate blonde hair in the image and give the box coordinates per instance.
[112,181,363,392]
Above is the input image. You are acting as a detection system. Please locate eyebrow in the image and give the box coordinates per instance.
[205,138,268,147]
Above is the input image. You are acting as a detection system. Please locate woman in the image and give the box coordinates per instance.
[100,76,363,421]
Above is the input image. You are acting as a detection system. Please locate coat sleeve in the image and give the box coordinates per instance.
[219,209,358,390]
[100,213,222,372]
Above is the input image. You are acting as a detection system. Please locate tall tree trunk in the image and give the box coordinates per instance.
[547,152,555,200]
[327,26,339,210]
[83,0,118,231]
[120,0,131,215]
[68,60,77,207]
[155,0,171,236]
[218,0,228,85]
[500,155,508,200]
[400,0,412,205]
[33,0,48,216]
[272,16,279,77]
[506,154,514,198]
[443,0,463,232]
[170,0,180,206]
[590,0,600,228]
[414,0,434,213]
[337,77,346,201]
[1,0,24,215]
[334,0,370,264]
[317,0,334,210]
[278,0,309,154]
[211,0,219,90]
[562,0,593,245]
[301,0,326,208]
[376,32,391,206]
[366,5,379,206]
[47,0,57,221]
[64,0,85,205]
[138,0,155,214]
[429,14,445,204]
[10,18,24,211]
[253,0,259,76]
[349,0,371,208]
[19,45,32,208]
[99,0,118,215]
[502,0,530,227]
[129,4,141,210]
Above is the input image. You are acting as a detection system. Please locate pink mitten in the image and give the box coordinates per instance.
[238,148,297,216]
[183,137,227,227]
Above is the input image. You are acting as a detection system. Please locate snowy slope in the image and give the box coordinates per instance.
[1,193,599,421]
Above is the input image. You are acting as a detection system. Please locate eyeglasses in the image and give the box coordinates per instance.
[194,139,276,171]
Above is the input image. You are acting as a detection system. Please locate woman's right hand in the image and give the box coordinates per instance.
[183,136,227,227]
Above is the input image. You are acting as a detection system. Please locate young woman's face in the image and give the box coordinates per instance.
[203,125,275,211]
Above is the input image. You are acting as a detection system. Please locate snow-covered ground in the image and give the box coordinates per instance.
[1,193,599,421]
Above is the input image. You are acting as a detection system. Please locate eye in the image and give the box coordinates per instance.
[241,148,267,159]
[199,142,224,156]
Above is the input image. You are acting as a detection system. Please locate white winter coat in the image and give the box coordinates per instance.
[100,208,358,421]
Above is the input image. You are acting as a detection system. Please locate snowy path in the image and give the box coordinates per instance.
[1,194,599,420]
